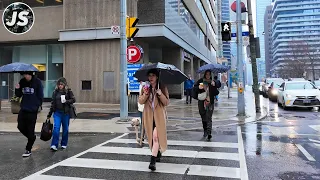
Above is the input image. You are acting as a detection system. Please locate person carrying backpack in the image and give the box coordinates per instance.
[47,77,76,151]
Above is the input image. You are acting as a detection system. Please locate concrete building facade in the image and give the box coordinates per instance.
[0,0,218,102]
[264,5,273,77]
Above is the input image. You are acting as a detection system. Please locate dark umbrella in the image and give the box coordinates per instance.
[133,62,188,84]
[197,64,230,74]
[0,62,39,73]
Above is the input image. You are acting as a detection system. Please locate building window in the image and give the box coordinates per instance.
[103,71,115,91]
[82,80,92,90]
[1,0,63,9]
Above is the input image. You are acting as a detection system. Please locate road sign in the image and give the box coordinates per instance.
[231,32,249,37]
[127,45,142,63]
[111,26,120,35]
[126,17,139,39]
[127,64,144,92]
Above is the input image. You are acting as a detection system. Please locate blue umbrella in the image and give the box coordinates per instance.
[134,62,188,84]
[0,62,39,73]
[197,64,230,74]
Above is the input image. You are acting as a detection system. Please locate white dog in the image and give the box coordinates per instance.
[131,118,141,144]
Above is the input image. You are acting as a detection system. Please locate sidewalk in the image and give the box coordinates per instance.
[0,87,267,133]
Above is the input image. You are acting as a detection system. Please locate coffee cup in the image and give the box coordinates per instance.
[61,95,66,103]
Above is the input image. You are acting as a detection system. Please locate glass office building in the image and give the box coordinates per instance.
[272,0,320,79]
[256,0,272,81]
[222,0,231,64]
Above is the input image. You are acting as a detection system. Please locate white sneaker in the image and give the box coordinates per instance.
[61,146,67,149]
[50,146,58,151]
[22,150,31,158]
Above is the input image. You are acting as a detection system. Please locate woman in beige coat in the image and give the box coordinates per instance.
[138,69,169,171]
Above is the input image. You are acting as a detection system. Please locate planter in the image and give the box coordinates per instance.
[11,101,20,114]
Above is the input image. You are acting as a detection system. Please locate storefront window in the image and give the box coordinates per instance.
[0,44,63,99]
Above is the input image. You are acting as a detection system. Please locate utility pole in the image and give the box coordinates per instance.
[120,0,128,120]
[247,0,261,112]
[236,0,245,116]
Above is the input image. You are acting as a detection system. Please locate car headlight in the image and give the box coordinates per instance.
[270,89,278,95]
[286,94,293,98]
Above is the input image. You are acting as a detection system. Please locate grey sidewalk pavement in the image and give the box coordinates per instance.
[0,87,267,133]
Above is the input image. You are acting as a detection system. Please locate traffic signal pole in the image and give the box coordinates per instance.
[236,0,245,116]
[120,0,128,120]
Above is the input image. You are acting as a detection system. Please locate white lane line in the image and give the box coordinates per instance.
[237,126,249,180]
[309,139,320,144]
[23,175,103,180]
[90,146,240,161]
[58,158,241,178]
[21,133,129,180]
[110,138,239,148]
[296,144,316,162]
[188,165,241,179]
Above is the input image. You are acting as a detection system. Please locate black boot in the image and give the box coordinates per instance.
[149,156,156,171]
[207,132,212,141]
[156,151,162,162]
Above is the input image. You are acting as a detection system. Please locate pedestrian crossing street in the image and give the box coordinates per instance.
[22,127,248,180]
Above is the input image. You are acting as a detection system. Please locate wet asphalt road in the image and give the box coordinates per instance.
[1,96,320,180]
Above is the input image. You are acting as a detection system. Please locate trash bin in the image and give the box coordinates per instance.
[128,94,139,113]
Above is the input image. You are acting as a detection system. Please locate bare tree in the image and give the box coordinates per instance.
[277,40,318,79]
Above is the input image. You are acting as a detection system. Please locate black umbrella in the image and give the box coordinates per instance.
[133,62,188,84]
[197,63,230,74]
[0,62,39,73]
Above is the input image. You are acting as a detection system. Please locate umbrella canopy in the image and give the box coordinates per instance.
[133,62,188,84]
[0,62,39,73]
[197,64,230,74]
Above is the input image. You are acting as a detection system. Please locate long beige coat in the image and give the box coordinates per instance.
[139,87,169,153]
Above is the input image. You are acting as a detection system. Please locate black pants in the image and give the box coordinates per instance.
[186,89,192,103]
[17,110,37,151]
[198,101,214,135]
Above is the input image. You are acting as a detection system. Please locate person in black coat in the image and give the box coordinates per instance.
[47,77,75,151]
[194,70,219,140]
[15,72,44,157]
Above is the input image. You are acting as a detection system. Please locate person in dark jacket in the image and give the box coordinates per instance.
[214,76,222,101]
[184,74,195,104]
[47,77,75,151]
[194,70,219,140]
[15,72,44,157]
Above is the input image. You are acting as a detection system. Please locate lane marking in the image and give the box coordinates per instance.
[21,133,129,180]
[296,144,316,162]
[110,138,239,148]
[57,158,241,178]
[237,126,249,180]
[309,139,320,144]
[23,175,102,180]
[90,146,240,161]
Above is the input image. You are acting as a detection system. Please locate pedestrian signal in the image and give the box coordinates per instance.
[221,22,231,41]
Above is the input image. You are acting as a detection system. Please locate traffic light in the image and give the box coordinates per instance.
[126,17,139,39]
[221,22,231,41]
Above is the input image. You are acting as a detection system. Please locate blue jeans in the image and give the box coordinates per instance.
[51,111,70,147]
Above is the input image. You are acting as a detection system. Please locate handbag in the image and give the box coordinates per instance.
[69,104,77,120]
[40,119,53,142]
[198,92,207,100]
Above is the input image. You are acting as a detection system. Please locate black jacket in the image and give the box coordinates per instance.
[15,77,43,113]
[47,88,76,118]
[194,78,219,104]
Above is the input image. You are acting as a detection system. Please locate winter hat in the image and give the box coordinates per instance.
[57,77,68,86]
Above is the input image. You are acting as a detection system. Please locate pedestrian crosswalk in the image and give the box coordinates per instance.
[22,127,248,180]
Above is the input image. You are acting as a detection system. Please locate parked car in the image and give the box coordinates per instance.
[262,78,284,98]
[277,81,320,110]
[267,80,284,102]
[288,78,306,81]
[314,80,320,89]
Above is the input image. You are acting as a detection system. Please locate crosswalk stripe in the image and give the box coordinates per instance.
[110,138,239,148]
[23,175,102,180]
[59,158,241,178]
[309,138,320,144]
[90,146,240,161]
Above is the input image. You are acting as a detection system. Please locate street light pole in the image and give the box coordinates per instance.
[247,0,261,112]
[120,0,128,120]
[236,0,245,116]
